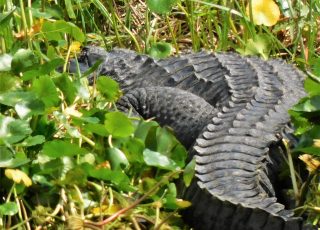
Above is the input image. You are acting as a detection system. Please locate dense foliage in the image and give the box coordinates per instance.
[0,0,320,228]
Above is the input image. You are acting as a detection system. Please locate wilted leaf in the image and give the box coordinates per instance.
[299,154,320,173]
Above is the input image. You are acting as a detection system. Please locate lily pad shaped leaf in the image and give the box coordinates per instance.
[247,0,280,26]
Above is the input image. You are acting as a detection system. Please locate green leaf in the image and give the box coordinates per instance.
[143,149,179,170]
[134,120,159,142]
[106,147,129,171]
[11,49,40,74]
[32,75,60,108]
[64,166,87,185]
[291,96,320,113]
[105,112,134,138]
[22,58,64,81]
[42,20,85,42]
[0,8,15,27]
[82,163,133,191]
[156,127,175,154]
[54,73,77,105]
[96,77,121,102]
[0,91,36,107]
[289,111,312,135]
[170,144,187,168]
[0,53,12,71]
[32,175,53,186]
[0,72,19,93]
[42,140,88,158]
[304,77,320,96]
[183,158,195,187]
[123,137,144,163]
[146,0,177,14]
[84,123,109,136]
[15,99,45,119]
[18,135,45,147]
[148,42,172,59]
[237,34,271,60]
[0,149,30,168]
[64,0,76,19]
[0,116,32,144]
[0,202,19,216]
[294,125,320,156]
[163,183,178,209]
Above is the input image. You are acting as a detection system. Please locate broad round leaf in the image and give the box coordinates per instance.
[147,0,177,14]
[104,112,134,138]
[96,77,121,102]
[0,202,18,216]
[148,42,172,59]
[107,147,129,171]
[32,75,60,108]
[0,116,32,144]
[42,140,88,158]
[0,72,19,93]
[42,20,85,42]
[143,148,179,170]
[11,49,39,74]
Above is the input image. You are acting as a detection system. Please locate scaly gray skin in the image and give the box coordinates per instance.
[70,46,309,230]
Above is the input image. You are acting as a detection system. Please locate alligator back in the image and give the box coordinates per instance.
[73,47,307,230]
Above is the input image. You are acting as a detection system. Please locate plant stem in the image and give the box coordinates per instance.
[283,139,299,205]
[84,171,180,228]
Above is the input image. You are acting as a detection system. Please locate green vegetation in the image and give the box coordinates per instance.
[0,0,320,228]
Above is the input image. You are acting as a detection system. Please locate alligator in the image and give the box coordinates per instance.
[70,46,309,230]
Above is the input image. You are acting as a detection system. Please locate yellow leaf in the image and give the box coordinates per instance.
[299,154,320,174]
[246,0,280,26]
[70,41,81,53]
[91,204,121,216]
[5,169,32,187]
[313,139,320,148]
[175,199,192,208]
